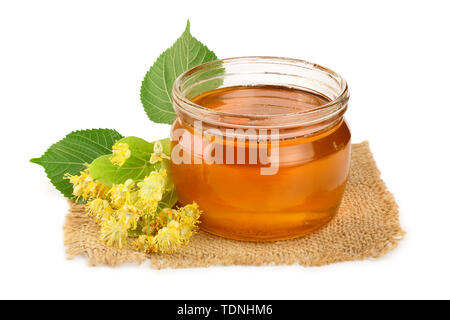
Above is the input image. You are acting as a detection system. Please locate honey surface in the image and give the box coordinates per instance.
[171,85,351,241]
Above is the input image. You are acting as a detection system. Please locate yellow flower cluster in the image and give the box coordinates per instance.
[66,169,109,200]
[134,203,201,253]
[110,142,131,166]
[67,168,201,254]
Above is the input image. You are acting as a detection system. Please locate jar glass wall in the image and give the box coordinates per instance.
[170,57,351,241]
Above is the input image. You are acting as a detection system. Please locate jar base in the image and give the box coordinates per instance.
[199,213,336,242]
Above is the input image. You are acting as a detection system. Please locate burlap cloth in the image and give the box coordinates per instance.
[63,141,405,269]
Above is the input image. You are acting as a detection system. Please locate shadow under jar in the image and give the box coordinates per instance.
[170,57,351,241]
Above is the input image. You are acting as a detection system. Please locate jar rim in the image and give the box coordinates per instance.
[172,56,349,128]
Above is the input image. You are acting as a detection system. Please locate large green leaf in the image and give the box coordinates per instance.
[30,129,123,198]
[140,20,218,124]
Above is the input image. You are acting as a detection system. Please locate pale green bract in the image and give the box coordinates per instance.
[30,129,123,198]
[89,136,177,208]
[89,137,171,187]
[140,20,218,124]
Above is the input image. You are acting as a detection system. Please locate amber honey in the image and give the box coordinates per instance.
[171,84,351,241]
[171,57,350,241]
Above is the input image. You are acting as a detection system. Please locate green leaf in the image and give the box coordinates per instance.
[140,20,218,124]
[30,129,123,198]
[89,137,171,187]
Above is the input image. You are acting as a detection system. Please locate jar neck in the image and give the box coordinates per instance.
[172,56,349,136]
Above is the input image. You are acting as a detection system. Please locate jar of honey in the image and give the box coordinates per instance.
[171,57,350,241]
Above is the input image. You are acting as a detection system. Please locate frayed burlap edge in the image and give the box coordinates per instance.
[63,141,405,269]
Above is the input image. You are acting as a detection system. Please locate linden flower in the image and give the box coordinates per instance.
[66,170,109,200]
[100,217,128,249]
[133,235,156,253]
[134,197,158,216]
[116,204,141,230]
[179,222,195,244]
[137,169,166,203]
[86,198,114,222]
[110,142,131,166]
[178,215,199,243]
[178,202,201,221]
[153,220,182,253]
[108,179,134,208]
[178,203,201,243]
[150,140,171,164]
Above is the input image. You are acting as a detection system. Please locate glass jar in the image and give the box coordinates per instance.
[171,57,350,241]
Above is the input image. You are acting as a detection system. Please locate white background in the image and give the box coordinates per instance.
[1,0,449,300]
